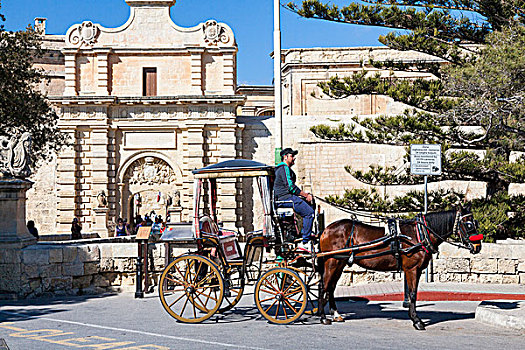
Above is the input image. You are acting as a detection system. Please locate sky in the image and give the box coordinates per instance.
[0,0,391,85]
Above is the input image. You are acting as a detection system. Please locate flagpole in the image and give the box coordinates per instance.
[274,0,283,164]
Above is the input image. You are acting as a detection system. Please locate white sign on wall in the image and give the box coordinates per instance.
[410,144,442,176]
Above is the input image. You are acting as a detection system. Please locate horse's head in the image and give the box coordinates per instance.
[455,204,482,254]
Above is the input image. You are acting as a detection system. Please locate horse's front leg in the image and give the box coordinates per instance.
[405,267,425,330]
[328,280,344,322]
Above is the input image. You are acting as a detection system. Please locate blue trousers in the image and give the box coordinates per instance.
[289,195,314,243]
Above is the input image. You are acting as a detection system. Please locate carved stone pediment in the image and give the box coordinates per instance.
[124,157,176,185]
[203,20,231,46]
[68,21,100,47]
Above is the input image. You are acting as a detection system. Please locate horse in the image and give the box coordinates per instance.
[317,205,482,330]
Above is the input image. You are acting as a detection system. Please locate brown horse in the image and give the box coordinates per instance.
[317,206,482,330]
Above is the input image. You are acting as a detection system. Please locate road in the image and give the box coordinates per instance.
[0,288,523,350]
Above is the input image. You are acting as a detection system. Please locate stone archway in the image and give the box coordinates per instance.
[121,156,181,224]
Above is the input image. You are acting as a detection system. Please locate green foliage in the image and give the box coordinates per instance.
[288,1,525,240]
[325,187,464,213]
[0,12,68,167]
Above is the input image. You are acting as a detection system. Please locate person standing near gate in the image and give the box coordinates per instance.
[273,148,314,252]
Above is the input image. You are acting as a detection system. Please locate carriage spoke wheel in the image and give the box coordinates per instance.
[291,267,320,316]
[218,265,245,313]
[254,268,307,324]
[159,255,224,323]
[192,263,245,314]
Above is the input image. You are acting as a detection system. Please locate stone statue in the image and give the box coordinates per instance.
[0,132,32,178]
[96,190,108,208]
[173,190,181,207]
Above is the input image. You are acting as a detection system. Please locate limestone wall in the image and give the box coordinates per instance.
[1,240,523,299]
[3,242,170,298]
[338,241,525,286]
[26,158,58,235]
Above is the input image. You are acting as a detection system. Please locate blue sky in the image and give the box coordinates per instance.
[1,0,390,85]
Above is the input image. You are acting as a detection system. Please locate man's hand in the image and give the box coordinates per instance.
[306,193,313,203]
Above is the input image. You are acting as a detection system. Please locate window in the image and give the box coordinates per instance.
[143,68,157,96]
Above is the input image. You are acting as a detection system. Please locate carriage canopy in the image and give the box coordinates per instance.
[192,159,274,237]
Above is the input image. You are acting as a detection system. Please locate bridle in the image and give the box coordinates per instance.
[418,210,482,254]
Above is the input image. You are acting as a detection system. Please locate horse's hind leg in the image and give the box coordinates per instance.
[405,266,425,330]
[319,258,343,325]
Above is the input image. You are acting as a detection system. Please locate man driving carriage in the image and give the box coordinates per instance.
[273,148,315,252]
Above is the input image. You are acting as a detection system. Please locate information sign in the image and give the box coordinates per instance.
[410,144,442,176]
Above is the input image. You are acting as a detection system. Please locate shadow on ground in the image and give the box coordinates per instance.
[0,292,118,322]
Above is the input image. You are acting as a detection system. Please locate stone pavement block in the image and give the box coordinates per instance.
[62,263,84,276]
[518,262,525,273]
[111,244,136,258]
[63,247,78,262]
[471,258,498,274]
[498,259,517,274]
[99,243,113,258]
[84,262,100,275]
[446,258,470,273]
[39,264,61,278]
[22,248,49,265]
[49,248,63,263]
[0,249,21,264]
[78,245,100,262]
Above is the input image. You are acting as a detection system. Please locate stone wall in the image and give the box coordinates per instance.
[337,241,525,286]
[1,241,166,298]
[2,240,522,299]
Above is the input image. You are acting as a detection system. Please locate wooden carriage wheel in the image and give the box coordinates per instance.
[291,266,320,316]
[192,262,245,314]
[159,255,224,323]
[218,264,245,313]
[254,267,307,324]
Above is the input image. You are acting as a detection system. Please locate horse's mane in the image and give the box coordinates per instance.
[422,209,457,237]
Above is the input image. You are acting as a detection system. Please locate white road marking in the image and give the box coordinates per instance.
[0,310,271,350]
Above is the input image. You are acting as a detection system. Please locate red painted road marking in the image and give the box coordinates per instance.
[353,292,525,301]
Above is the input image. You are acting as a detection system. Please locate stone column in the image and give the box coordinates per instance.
[188,48,204,95]
[90,126,110,237]
[56,130,79,234]
[217,124,237,227]
[95,49,111,96]
[0,179,36,248]
[222,49,236,95]
[181,124,204,220]
[63,49,78,96]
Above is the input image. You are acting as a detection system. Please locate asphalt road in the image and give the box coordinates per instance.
[1,288,523,350]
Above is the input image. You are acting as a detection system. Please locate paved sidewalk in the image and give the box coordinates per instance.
[335,281,525,331]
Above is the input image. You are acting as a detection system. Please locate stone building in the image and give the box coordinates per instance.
[27,1,493,237]
[29,0,243,236]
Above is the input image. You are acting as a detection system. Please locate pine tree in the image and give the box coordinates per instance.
[286,1,525,240]
[0,9,68,170]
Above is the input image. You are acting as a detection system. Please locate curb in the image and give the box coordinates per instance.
[337,291,525,302]
[475,300,525,331]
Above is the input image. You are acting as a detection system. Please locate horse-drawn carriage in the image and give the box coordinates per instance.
[158,159,483,329]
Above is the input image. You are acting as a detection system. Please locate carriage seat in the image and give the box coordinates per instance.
[274,200,295,217]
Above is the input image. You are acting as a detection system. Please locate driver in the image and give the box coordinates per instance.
[273,148,314,252]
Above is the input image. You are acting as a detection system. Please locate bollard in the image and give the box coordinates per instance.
[135,242,144,298]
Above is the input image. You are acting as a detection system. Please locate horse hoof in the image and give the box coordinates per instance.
[333,316,345,322]
[413,322,426,331]
[321,318,332,325]
[402,301,410,308]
